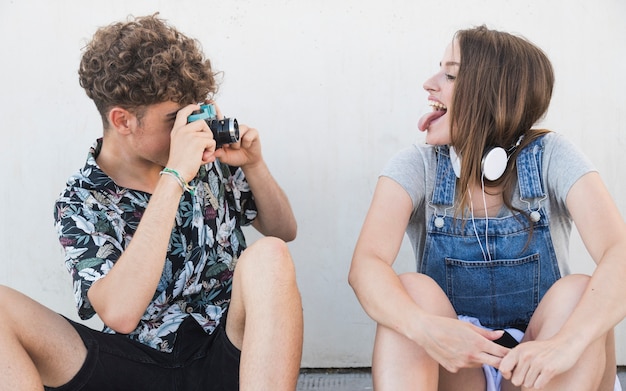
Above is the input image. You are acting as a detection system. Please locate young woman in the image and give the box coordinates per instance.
[349,25,626,391]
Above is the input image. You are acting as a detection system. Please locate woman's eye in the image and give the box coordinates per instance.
[445,74,457,81]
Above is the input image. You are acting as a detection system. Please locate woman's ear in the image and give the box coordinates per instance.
[108,107,134,134]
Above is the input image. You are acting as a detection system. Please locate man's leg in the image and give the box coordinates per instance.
[226,237,303,391]
[0,285,87,389]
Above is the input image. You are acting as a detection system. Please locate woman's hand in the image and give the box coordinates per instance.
[416,315,510,373]
[499,337,583,389]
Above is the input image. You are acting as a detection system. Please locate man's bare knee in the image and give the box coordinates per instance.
[238,236,295,279]
[0,284,17,303]
[0,285,26,325]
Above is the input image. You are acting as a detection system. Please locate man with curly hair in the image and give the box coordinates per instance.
[0,14,303,390]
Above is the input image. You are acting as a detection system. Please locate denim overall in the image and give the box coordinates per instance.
[421,137,561,330]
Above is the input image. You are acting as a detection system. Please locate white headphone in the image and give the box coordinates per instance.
[450,146,509,263]
[449,146,508,181]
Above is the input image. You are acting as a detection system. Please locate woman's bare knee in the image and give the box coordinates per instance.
[545,274,590,303]
[398,273,456,316]
[527,274,591,340]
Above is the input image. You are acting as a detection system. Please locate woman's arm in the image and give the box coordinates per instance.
[349,176,419,333]
[500,172,626,387]
[349,176,509,371]
[553,172,626,353]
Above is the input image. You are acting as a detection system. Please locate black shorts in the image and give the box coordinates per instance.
[46,316,241,391]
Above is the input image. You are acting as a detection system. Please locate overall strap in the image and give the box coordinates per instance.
[431,137,547,208]
[431,145,457,207]
[516,136,546,200]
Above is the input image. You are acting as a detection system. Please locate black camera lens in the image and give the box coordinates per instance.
[207,118,239,147]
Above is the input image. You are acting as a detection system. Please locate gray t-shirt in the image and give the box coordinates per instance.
[381,132,596,276]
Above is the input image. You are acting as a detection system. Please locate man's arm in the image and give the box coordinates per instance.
[87,104,216,333]
[215,123,297,242]
[88,176,184,333]
[243,159,297,241]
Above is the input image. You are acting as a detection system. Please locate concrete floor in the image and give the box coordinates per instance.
[297,369,372,391]
[297,367,626,391]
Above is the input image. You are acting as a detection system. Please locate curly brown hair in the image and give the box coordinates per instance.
[78,14,218,127]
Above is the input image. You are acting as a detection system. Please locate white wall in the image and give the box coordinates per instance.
[1,0,625,367]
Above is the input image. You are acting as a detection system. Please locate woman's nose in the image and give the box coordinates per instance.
[423,73,438,93]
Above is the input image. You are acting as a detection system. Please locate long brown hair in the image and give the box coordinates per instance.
[449,25,554,216]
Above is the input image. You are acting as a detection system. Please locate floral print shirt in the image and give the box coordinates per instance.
[54,139,257,352]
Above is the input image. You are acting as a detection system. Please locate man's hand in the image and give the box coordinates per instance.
[167,104,218,182]
[205,102,262,169]
[214,124,262,168]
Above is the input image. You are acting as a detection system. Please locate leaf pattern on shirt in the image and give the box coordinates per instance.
[54,139,257,352]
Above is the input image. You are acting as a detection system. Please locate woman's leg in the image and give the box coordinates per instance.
[599,330,618,391]
[514,274,613,391]
[371,273,487,391]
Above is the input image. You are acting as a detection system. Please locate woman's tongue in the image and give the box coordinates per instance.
[418,109,446,132]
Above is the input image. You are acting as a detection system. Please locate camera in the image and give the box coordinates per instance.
[187,104,239,147]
